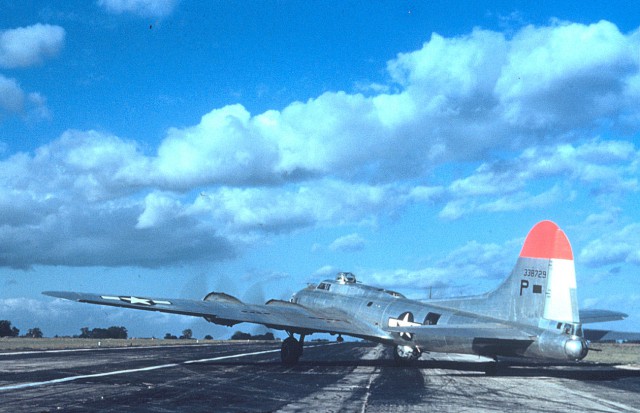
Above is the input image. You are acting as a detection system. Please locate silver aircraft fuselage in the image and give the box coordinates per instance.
[292,273,586,361]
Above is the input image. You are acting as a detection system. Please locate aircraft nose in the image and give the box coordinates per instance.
[565,337,588,361]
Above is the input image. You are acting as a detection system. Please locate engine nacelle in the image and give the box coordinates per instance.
[203,291,243,304]
[202,292,244,326]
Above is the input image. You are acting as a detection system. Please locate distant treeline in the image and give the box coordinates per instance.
[0,320,42,338]
[230,331,276,340]
[79,326,128,339]
[2,320,277,342]
[1,320,130,340]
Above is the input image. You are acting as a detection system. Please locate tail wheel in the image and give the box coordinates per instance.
[281,337,303,365]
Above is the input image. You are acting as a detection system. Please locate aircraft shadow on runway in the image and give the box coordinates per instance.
[184,357,640,380]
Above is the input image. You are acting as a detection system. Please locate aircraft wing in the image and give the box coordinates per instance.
[579,309,628,324]
[42,291,385,340]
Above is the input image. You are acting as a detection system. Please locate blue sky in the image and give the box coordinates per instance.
[1,1,639,339]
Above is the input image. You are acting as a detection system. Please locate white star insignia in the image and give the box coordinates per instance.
[388,312,420,341]
[122,296,152,305]
[101,295,172,306]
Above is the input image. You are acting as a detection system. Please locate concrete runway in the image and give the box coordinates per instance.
[1,341,639,412]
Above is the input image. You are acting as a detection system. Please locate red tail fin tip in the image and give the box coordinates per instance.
[519,220,573,260]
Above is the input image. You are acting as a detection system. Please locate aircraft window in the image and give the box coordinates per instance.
[367,301,373,307]
[381,289,405,298]
[424,312,441,325]
[317,283,331,291]
[557,322,562,330]
[563,324,574,335]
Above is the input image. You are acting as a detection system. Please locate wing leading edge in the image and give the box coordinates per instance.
[43,291,386,341]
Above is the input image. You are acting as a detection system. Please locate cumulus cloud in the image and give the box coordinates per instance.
[495,21,638,131]
[0,24,63,119]
[0,74,24,113]
[0,76,51,119]
[1,20,639,269]
[438,138,639,219]
[368,238,522,297]
[98,0,179,18]
[579,223,640,267]
[329,234,366,253]
[0,24,65,68]
[147,20,639,188]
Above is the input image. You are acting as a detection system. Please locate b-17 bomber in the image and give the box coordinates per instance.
[44,221,628,372]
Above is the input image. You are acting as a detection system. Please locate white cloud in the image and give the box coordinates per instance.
[368,238,522,297]
[186,180,405,236]
[26,92,51,120]
[98,0,179,18]
[154,104,281,188]
[1,20,640,269]
[0,76,52,119]
[0,297,73,319]
[329,233,366,253]
[0,24,65,69]
[496,20,637,131]
[119,20,639,191]
[438,138,639,219]
[0,24,62,119]
[0,74,24,113]
[136,192,182,229]
[579,223,640,267]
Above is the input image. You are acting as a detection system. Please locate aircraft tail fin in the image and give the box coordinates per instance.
[440,221,579,328]
[489,220,578,327]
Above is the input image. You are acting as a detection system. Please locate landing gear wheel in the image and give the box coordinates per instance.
[393,345,421,365]
[281,336,303,365]
[484,361,498,376]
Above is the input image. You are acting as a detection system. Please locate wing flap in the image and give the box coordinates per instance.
[43,291,384,340]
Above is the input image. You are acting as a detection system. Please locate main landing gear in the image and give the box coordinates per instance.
[483,357,499,376]
[281,332,305,365]
[393,345,421,365]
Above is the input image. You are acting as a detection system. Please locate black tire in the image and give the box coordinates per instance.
[484,362,498,376]
[392,345,421,365]
[281,337,302,365]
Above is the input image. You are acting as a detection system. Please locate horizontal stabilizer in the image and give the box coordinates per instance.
[579,309,628,324]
